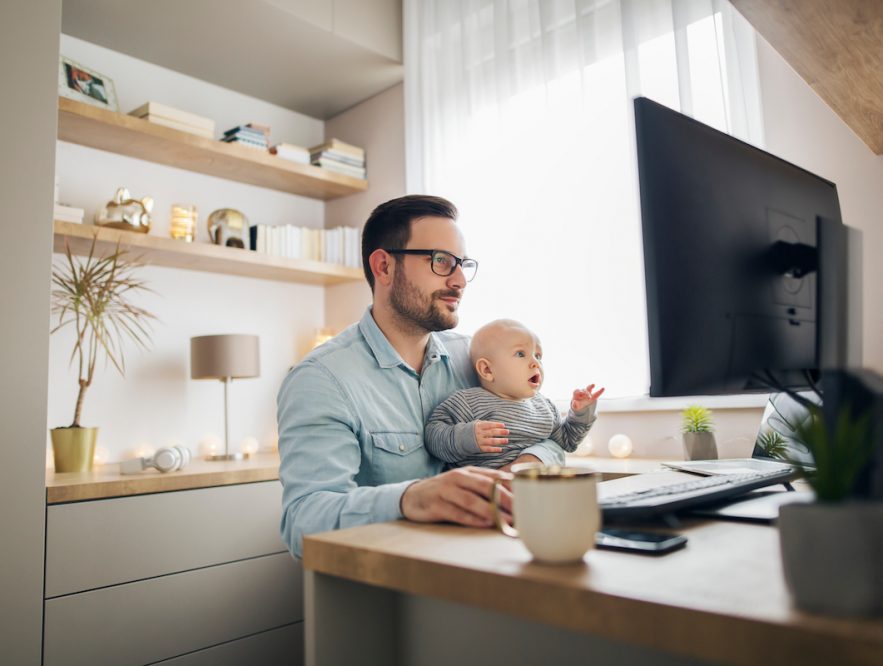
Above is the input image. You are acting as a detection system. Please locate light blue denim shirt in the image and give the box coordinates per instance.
[277,307,565,558]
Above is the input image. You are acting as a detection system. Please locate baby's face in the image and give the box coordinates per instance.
[480,328,544,400]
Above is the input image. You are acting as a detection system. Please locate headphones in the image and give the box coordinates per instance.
[120,445,192,475]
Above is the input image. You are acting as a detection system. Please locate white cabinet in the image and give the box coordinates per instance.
[43,480,303,665]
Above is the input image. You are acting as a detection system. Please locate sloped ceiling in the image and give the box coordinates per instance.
[732,0,883,155]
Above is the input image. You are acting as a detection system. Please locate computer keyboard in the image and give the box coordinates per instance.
[601,469,796,521]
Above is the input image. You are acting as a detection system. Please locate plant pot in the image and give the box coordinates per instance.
[50,427,98,473]
[779,501,883,616]
[682,431,718,460]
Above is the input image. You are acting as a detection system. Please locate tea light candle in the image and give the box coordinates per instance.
[93,446,110,466]
[240,436,259,455]
[608,433,633,458]
[199,435,222,456]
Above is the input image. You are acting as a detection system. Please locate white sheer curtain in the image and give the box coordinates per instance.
[404,0,763,400]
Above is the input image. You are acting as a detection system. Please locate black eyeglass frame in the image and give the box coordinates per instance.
[384,249,479,281]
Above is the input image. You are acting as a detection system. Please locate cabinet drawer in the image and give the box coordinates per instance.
[159,622,303,666]
[44,552,303,666]
[46,481,284,597]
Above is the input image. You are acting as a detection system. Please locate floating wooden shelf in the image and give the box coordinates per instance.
[53,221,365,286]
[57,97,368,200]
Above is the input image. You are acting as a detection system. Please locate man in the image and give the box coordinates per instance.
[277,195,565,558]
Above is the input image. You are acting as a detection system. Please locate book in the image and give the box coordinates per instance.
[308,138,365,161]
[129,102,215,132]
[309,149,365,167]
[139,114,214,138]
[312,157,367,179]
[271,143,310,164]
[223,125,267,139]
[222,135,268,149]
[246,122,271,135]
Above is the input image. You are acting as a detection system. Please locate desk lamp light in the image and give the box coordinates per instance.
[190,334,260,461]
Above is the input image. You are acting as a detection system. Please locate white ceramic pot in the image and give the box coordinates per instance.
[682,431,718,460]
[779,500,883,616]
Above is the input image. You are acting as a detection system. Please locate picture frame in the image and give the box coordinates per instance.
[58,56,118,112]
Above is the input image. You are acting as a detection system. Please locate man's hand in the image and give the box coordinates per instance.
[572,383,605,412]
[474,420,509,453]
[401,466,513,527]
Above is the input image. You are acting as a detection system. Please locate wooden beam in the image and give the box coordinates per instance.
[732,0,883,154]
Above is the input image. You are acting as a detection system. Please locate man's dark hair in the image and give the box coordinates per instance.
[361,195,458,290]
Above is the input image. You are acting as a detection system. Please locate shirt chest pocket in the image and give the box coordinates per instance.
[370,432,423,456]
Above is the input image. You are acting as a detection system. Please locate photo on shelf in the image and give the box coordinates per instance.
[58,55,118,111]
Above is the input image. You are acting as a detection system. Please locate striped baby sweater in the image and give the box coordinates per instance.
[424,386,597,468]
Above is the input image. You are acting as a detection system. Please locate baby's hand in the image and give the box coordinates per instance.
[572,384,605,412]
[474,420,509,453]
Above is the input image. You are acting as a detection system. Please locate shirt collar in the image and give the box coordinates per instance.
[358,306,452,370]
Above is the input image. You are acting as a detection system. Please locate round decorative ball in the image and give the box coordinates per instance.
[608,434,633,458]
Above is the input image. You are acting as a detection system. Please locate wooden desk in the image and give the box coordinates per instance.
[303,473,883,666]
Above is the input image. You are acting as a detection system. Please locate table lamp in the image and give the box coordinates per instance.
[190,334,260,461]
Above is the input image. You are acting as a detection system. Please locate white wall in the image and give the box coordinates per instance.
[50,36,331,462]
[1,1,59,659]
[324,83,407,331]
[755,35,883,375]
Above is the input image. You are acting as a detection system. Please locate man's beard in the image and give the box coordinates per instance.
[390,267,460,334]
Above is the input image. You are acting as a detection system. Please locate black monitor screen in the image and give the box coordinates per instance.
[634,97,845,397]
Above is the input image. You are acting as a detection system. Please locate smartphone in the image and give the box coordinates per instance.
[595,528,687,555]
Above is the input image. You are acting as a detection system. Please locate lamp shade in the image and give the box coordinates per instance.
[190,334,260,380]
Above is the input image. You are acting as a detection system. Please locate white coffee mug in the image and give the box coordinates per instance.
[491,463,600,564]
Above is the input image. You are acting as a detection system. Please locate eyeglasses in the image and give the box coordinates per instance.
[384,249,479,282]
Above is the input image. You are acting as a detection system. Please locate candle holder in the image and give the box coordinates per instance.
[170,203,197,242]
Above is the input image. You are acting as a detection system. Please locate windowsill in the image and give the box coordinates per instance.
[554,393,770,413]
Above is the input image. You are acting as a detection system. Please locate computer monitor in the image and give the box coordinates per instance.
[634,97,882,500]
[634,96,858,397]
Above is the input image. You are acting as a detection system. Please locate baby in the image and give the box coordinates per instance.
[425,319,604,469]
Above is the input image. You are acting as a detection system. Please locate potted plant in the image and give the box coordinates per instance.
[778,400,882,616]
[50,237,156,472]
[681,405,717,460]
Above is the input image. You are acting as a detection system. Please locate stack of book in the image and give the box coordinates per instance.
[270,142,310,165]
[309,138,366,180]
[249,224,361,267]
[222,123,270,150]
[54,203,84,224]
[129,102,215,139]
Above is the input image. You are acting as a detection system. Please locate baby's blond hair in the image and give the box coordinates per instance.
[470,319,534,367]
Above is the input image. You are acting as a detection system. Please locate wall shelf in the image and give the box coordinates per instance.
[53,221,365,286]
[57,97,368,200]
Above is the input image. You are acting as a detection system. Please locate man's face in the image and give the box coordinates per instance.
[389,216,468,333]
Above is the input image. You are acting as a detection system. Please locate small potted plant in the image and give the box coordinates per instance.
[681,405,717,460]
[778,400,882,616]
[50,237,156,472]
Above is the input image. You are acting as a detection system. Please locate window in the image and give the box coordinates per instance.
[405,0,763,400]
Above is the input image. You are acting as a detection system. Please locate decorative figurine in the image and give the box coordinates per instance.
[207,208,249,248]
[95,187,153,233]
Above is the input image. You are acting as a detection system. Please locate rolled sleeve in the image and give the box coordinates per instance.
[278,363,412,558]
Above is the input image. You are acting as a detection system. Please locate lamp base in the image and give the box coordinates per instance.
[205,452,251,462]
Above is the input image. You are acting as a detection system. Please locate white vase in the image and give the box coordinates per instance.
[682,431,718,460]
[779,501,883,616]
